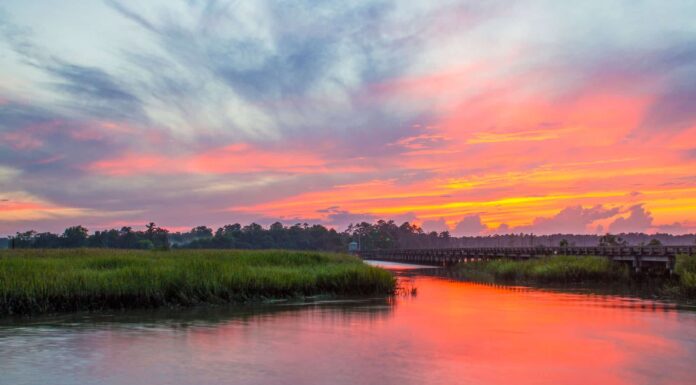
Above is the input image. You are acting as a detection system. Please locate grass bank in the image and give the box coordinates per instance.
[456,255,630,283]
[0,249,396,315]
[455,255,696,299]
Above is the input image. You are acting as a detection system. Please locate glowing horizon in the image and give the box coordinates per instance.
[1,1,695,235]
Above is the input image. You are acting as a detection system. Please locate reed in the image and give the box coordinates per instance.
[0,249,395,315]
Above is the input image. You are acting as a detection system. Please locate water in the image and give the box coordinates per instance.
[2,262,696,385]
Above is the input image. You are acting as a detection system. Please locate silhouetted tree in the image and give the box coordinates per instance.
[62,226,88,248]
[191,226,213,238]
[599,233,627,247]
[647,238,662,246]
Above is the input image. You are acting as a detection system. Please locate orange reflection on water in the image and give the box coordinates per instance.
[383,276,692,385]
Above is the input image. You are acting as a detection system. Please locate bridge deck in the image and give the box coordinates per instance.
[358,246,696,272]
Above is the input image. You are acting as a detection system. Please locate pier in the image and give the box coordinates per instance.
[358,246,696,273]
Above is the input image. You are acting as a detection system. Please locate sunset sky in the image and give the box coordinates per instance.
[1,0,695,235]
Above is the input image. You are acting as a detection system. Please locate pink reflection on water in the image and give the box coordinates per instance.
[2,272,696,385]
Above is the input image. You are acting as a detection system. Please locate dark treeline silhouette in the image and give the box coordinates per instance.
[8,223,170,250]
[170,223,346,251]
[2,219,695,251]
[345,221,696,248]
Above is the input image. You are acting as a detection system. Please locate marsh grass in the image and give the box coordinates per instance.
[674,254,696,296]
[456,255,696,300]
[0,249,395,315]
[461,255,631,283]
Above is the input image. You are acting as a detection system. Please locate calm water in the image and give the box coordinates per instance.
[2,262,696,385]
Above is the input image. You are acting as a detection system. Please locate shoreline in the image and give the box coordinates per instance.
[447,255,696,303]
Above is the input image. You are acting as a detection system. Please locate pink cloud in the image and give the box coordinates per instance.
[608,204,654,233]
[524,205,622,234]
[2,131,44,150]
[421,218,449,233]
[86,142,372,176]
[188,143,326,174]
[453,215,487,236]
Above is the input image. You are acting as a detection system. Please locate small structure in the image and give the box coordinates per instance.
[348,241,359,253]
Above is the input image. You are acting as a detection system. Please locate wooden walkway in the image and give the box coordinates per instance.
[358,246,696,273]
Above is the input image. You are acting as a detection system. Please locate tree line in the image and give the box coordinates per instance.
[3,220,454,251]
[2,219,695,251]
[8,223,170,250]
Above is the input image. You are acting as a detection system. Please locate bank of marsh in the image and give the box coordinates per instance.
[454,254,696,299]
[0,249,396,315]
[456,255,629,282]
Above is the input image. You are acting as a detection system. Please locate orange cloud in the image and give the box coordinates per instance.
[0,194,92,222]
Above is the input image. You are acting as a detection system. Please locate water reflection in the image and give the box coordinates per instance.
[1,264,695,385]
[0,297,394,329]
[364,259,439,270]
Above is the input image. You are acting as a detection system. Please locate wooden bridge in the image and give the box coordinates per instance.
[358,246,696,273]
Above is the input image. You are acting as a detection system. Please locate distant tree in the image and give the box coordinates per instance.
[119,227,139,248]
[599,233,627,247]
[207,224,242,248]
[13,230,37,248]
[599,234,615,246]
[145,222,157,238]
[559,239,569,248]
[144,222,169,249]
[34,232,61,248]
[191,226,213,239]
[62,226,88,248]
[647,238,662,246]
[269,222,290,247]
[269,222,284,232]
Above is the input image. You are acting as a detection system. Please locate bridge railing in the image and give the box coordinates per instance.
[357,246,695,273]
[358,245,696,259]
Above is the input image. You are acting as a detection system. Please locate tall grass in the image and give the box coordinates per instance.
[0,249,395,315]
[456,255,696,300]
[457,256,630,284]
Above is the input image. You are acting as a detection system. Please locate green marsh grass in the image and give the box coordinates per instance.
[458,255,630,283]
[675,254,696,296]
[456,255,696,300]
[0,249,396,315]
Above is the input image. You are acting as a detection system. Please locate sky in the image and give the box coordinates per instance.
[1,0,696,236]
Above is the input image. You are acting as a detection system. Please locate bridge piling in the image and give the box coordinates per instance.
[633,256,642,273]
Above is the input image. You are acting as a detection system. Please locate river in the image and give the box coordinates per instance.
[1,262,695,385]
